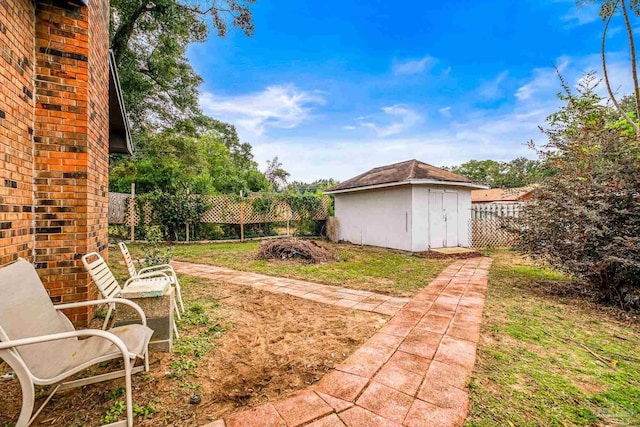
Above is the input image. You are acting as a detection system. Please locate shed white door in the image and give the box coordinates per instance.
[444,192,459,247]
[429,191,445,248]
[429,190,459,248]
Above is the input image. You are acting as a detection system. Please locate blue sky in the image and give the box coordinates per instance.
[189,0,635,182]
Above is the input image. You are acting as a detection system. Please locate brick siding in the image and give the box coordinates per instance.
[0,0,36,267]
[0,0,111,325]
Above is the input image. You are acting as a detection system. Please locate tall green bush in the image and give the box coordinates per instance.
[146,190,212,241]
[517,74,640,309]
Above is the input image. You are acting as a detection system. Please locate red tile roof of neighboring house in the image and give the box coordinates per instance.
[471,186,535,203]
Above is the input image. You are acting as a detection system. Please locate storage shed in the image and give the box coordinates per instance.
[325,160,488,252]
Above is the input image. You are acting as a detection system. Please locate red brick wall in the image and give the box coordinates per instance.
[0,0,111,325]
[87,0,111,304]
[0,0,36,266]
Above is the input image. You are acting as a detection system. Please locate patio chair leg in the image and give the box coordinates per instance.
[174,281,185,312]
[18,382,34,427]
[173,299,181,320]
[124,363,133,427]
[103,303,114,331]
[1,350,35,427]
[173,320,179,339]
[29,384,61,425]
[144,351,149,372]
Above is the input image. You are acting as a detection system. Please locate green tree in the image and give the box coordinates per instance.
[517,73,640,309]
[582,0,639,136]
[264,157,290,191]
[110,0,255,130]
[449,160,504,186]
[448,158,548,188]
[110,130,211,193]
[109,124,270,195]
[287,179,340,193]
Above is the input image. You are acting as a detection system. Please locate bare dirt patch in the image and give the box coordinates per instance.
[0,276,386,426]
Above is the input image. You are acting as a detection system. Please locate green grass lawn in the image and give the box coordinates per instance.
[466,251,640,426]
[123,240,452,297]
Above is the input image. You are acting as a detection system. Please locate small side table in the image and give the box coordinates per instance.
[115,281,174,352]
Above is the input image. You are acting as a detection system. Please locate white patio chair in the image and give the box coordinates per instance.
[118,242,185,314]
[0,258,153,427]
[81,252,180,338]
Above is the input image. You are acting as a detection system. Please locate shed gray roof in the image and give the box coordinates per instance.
[327,160,477,193]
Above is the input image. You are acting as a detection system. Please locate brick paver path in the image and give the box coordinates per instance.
[197,257,492,427]
[172,261,411,316]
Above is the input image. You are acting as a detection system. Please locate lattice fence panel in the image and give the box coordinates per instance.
[110,193,330,226]
[200,196,330,224]
[122,199,139,227]
[470,203,523,248]
[470,217,520,248]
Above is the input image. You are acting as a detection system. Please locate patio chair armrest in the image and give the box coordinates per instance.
[138,264,175,275]
[55,298,147,326]
[0,329,133,361]
[123,271,169,289]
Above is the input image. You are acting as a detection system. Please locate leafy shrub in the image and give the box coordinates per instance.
[140,226,173,267]
[133,403,157,419]
[146,190,211,241]
[192,222,225,240]
[101,401,125,424]
[517,74,640,309]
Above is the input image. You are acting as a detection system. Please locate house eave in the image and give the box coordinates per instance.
[324,179,489,195]
[108,50,133,155]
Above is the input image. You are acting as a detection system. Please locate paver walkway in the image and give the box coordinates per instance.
[194,257,492,427]
[172,261,411,316]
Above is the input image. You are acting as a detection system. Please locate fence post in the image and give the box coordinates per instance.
[186,189,190,243]
[239,190,244,242]
[129,183,135,242]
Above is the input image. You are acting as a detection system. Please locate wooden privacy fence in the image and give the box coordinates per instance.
[470,203,523,248]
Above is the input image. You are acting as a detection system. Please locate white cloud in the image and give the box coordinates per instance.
[203,53,635,183]
[516,57,569,101]
[357,105,423,137]
[200,84,325,136]
[439,106,452,118]
[250,127,534,183]
[515,52,632,105]
[561,2,601,27]
[392,55,435,75]
[250,54,635,182]
[478,70,509,100]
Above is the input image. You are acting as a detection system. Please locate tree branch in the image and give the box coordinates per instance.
[620,0,640,136]
[110,0,153,65]
[602,1,639,133]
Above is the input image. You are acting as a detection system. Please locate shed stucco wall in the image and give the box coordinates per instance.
[334,184,472,252]
[334,186,412,251]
